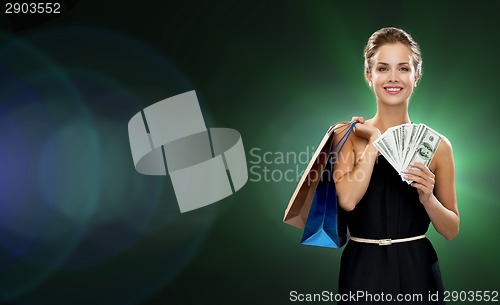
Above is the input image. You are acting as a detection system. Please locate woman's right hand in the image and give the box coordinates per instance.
[351,116,381,143]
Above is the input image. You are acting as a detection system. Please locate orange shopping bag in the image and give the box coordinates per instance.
[283,123,351,229]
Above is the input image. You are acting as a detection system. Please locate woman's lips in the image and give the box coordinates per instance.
[384,86,403,95]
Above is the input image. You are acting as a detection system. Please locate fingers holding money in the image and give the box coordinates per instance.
[404,162,435,204]
[404,162,435,185]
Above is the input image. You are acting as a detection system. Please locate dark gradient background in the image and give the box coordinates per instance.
[0,1,498,305]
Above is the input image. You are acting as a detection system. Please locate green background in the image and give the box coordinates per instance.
[0,1,498,304]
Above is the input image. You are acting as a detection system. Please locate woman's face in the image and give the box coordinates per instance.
[367,42,418,106]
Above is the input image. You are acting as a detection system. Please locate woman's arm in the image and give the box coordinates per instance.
[333,118,381,211]
[403,136,460,240]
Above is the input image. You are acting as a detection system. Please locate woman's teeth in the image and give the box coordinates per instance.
[385,87,402,92]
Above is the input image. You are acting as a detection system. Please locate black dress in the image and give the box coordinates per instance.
[338,155,445,304]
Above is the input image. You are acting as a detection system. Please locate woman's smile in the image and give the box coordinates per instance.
[384,86,403,95]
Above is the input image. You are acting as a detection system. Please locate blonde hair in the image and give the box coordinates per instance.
[364,27,422,77]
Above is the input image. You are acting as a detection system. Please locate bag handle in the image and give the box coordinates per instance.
[329,121,358,166]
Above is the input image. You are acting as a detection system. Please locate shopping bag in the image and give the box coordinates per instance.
[300,121,357,248]
[283,123,352,229]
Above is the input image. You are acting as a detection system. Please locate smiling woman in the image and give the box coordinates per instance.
[332,27,459,305]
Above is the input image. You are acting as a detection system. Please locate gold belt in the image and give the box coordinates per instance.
[348,234,426,246]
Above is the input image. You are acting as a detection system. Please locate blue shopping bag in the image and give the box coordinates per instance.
[300,122,356,248]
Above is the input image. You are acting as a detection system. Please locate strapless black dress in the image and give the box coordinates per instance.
[338,155,445,304]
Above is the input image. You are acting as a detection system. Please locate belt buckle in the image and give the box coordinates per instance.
[378,239,392,246]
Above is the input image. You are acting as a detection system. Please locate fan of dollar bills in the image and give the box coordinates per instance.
[373,123,442,184]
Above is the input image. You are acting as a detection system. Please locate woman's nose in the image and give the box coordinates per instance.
[389,70,399,82]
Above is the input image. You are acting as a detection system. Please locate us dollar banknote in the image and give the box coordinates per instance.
[402,125,442,183]
[373,123,442,184]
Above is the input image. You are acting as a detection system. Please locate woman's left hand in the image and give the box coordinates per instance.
[404,162,435,205]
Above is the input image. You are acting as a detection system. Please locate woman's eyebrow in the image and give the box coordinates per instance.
[376,62,410,66]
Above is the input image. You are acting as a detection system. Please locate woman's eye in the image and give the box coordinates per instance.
[400,67,409,72]
[378,67,388,72]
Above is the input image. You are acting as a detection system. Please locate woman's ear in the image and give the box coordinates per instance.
[365,71,372,87]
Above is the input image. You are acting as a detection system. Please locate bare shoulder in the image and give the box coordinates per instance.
[436,134,453,158]
[432,134,454,172]
[332,120,367,165]
[332,121,351,132]
[332,121,353,141]
[332,120,354,153]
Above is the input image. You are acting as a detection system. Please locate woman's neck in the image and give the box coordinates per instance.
[369,102,411,134]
